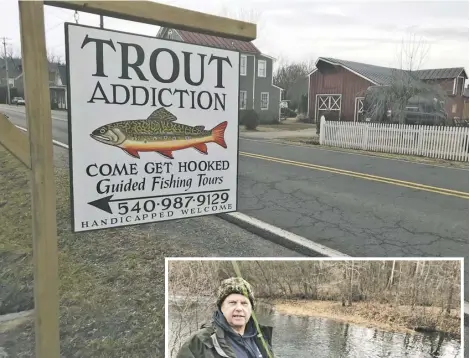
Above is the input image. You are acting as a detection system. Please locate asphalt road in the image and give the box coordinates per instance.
[2,105,469,301]
[0,106,301,259]
[237,138,468,299]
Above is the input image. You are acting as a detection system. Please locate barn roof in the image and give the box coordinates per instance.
[318,57,398,85]
[413,68,466,80]
[313,57,467,85]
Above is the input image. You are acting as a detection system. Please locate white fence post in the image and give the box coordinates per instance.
[361,123,369,150]
[319,115,326,144]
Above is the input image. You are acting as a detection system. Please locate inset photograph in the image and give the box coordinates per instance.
[166,258,463,358]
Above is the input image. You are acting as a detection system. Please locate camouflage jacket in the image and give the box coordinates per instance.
[175,321,274,358]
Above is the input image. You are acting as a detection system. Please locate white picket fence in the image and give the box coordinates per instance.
[319,118,469,162]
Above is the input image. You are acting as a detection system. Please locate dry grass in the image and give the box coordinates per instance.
[239,118,316,133]
[280,138,469,169]
[273,299,461,338]
[0,144,201,357]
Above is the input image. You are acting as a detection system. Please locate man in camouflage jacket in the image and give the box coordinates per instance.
[176,277,274,358]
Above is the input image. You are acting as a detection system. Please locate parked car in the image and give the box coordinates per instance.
[13,97,25,106]
[362,86,447,126]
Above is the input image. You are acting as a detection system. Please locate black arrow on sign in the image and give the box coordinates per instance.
[88,195,114,214]
[87,189,231,214]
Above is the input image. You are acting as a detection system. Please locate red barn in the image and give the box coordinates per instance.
[307,57,468,123]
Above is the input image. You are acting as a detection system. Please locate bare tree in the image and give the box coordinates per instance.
[218,6,264,38]
[397,32,430,73]
[2,44,14,60]
[363,32,447,125]
[47,49,64,65]
[273,58,314,103]
[445,261,459,315]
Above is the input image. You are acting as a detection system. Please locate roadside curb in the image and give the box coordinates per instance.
[218,212,350,258]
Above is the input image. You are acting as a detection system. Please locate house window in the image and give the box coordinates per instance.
[261,92,269,110]
[239,91,247,109]
[240,55,247,76]
[452,104,457,113]
[258,60,266,77]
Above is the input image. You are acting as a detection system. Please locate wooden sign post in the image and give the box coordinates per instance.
[0,1,256,357]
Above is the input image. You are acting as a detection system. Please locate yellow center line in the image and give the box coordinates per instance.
[240,152,469,200]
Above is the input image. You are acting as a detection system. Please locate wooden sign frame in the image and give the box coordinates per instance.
[0,1,256,357]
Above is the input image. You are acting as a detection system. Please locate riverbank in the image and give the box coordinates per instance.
[0,144,293,357]
[272,299,461,339]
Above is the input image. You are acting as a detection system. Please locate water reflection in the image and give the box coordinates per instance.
[168,301,461,358]
[265,313,460,358]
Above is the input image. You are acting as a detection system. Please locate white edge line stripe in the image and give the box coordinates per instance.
[15,125,69,149]
[2,107,67,122]
[227,212,350,258]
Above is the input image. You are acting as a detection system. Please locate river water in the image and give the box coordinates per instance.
[167,301,463,358]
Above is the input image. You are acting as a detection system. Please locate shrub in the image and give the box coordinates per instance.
[239,110,246,126]
[240,109,259,130]
[281,107,296,117]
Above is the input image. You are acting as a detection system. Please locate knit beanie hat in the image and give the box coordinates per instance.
[216,277,255,309]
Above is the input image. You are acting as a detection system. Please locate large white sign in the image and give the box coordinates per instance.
[65,24,239,232]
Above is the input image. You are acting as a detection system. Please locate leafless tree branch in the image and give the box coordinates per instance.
[364,32,447,124]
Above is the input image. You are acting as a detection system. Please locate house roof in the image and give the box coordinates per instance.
[313,57,467,86]
[162,28,260,54]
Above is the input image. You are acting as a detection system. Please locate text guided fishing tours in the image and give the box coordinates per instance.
[81,34,232,110]
[66,23,239,232]
[85,158,231,195]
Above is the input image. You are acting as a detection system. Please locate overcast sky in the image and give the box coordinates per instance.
[0,0,468,71]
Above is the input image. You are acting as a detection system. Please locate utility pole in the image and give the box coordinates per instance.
[1,37,11,105]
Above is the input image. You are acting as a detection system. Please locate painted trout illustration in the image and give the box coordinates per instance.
[89,108,227,159]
